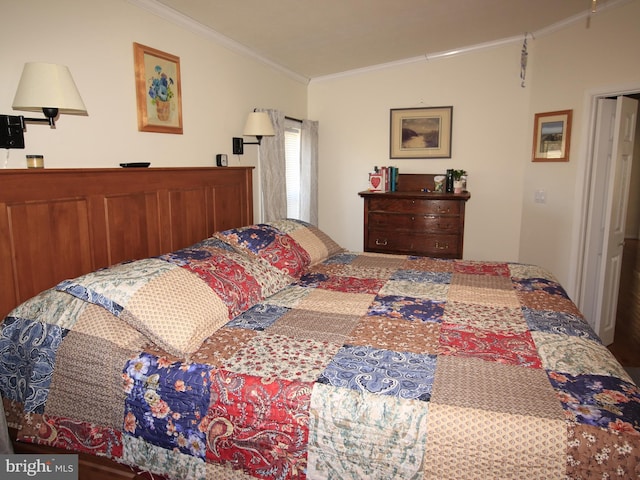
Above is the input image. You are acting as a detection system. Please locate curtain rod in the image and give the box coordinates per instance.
[285,115,303,123]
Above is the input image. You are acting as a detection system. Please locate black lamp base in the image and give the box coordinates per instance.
[0,115,25,149]
[232,137,244,155]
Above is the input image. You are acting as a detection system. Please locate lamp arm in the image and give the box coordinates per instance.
[21,117,55,127]
[22,107,58,127]
[242,135,263,146]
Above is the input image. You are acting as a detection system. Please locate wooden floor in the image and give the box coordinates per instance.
[608,238,640,367]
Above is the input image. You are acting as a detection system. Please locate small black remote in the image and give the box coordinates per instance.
[119,162,150,168]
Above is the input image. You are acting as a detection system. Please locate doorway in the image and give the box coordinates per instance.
[577,90,640,362]
[608,238,640,366]
[611,93,640,366]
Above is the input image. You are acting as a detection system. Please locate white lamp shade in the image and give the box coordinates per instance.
[12,62,87,114]
[243,111,275,137]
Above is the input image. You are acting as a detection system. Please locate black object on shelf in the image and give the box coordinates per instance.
[445,169,454,193]
[120,162,150,168]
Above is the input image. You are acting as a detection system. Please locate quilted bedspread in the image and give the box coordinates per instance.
[1,219,639,479]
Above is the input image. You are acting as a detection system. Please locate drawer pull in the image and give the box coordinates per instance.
[435,241,449,250]
[375,239,388,246]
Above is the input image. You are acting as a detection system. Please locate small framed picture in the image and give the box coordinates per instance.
[390,106,453,159]
[532,110,572,162]
[133,42,183,134]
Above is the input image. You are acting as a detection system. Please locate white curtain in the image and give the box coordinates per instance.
[258,109,287,222]
[259,109,319,224]
[301,119,319,225]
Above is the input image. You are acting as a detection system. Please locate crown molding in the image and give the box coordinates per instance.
[309,35,523,84]
[127,0,310,84]
[130,0,630,85]
[310,0,631,83]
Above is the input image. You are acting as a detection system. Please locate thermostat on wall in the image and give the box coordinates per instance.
[216,154,228,167]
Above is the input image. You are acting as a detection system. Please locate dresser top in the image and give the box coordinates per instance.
[359,172,470,200]
[358,190,470,200]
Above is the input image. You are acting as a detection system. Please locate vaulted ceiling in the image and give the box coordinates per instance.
[152,0,613,79]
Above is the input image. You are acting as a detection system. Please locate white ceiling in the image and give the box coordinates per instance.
[151,0,611,80]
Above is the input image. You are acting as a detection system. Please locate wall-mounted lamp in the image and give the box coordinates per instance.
[232,110,275,155]
[1,62,87,149]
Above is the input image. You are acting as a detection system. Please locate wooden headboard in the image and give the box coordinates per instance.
[0,167,253,318]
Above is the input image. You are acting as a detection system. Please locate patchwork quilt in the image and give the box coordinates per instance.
[1,219,639,479]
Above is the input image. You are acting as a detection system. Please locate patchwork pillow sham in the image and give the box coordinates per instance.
[215,219,344,277]
[265,219,344,266]
[159,244,293,316]
[214,223,312,278]
[56,258,229,358]
[55,246,293,358]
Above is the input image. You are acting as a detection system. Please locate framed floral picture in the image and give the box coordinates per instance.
[390,106,453,159]
[133,42,183,134]
[532,109,572,162]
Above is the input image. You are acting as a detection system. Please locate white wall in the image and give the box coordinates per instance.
[0,0,308,220]
[309,43,530,263]
[309,0,640,293]
[521,0,640,293]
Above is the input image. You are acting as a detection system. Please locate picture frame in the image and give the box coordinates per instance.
[390,106,453,159]
[532,109,572,162]
[133,42,183,134]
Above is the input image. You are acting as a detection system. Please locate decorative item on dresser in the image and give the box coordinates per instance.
[359,173,470,259]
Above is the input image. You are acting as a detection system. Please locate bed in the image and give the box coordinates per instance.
[1,168,639,480]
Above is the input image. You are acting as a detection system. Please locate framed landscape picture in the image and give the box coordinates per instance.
[134,42,183,134]
[390,106,453,159]
[532,109,572,162]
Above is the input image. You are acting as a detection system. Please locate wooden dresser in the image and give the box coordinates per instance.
[359,173,470,259]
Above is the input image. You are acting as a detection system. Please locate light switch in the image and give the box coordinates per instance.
[534,189,547,204]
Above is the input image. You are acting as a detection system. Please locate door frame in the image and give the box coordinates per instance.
[570,82,640,328]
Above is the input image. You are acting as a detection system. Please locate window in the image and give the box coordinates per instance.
[284,117,302,219]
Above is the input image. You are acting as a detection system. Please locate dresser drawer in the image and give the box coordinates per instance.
[367,197,460,215]
[366,230,460,257]
[368,212,460,233]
